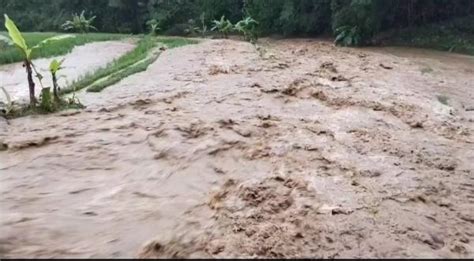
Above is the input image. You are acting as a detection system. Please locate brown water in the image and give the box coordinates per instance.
[1,39,473,258]
[0,41,135,103]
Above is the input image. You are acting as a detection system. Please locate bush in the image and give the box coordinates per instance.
[211,15,234,38]
[235,16,259,42]
[61,10,97,33]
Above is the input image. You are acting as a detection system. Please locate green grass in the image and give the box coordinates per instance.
[86,55,159,93]
[383,15,474,56]
[65,36,198,93]
[0,32,128,65]
[156,37,199,48]
[61,35,157,94]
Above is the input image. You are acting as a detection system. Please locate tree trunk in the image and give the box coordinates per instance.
[52,73,60,103]
[25,60,36,106]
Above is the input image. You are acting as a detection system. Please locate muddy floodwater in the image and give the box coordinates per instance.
[0,40,135,103]
[0,39,473,258]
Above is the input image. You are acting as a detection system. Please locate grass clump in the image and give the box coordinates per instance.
[3,101,84,119]
[156,37,198,48]
[0,32,127,65]
[86,55,159,92]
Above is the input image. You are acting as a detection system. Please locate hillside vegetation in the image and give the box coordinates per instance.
[1,0,473,52]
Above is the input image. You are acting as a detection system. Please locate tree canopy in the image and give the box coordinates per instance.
[1,0,473,44]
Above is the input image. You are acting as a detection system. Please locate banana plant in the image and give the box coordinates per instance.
[4,14,73,106]
[49,58,65,103]
[146,19,161,35]
[61,10,97,34]
[235,16,259,43]
[211,15,234,39]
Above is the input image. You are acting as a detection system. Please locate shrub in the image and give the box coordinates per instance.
[146,19,161,35]
[211,15,234,38]
[235,16,259,43]
[61,10,97,33]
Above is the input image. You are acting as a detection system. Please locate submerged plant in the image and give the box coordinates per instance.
[211,15,234,39]
[62,10,97,33]
[39,87,54,112]
[38,59,65,112]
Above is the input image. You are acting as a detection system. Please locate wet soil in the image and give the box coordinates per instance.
[0,38,473,258]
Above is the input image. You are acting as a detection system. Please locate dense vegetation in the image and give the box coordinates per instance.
[1,0,473,45]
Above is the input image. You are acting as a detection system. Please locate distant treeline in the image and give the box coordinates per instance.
[1,0,473,42]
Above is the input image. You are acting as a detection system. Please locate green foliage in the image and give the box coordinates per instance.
[39,87,54,112]
[85,37,197,93]
[61,10,97,33]
[382,15,474,55]
[62,36,158,94]
[146,19,161,35]
[335,25,362,46]
[4,14,31,58]
[197,0,243,24]
[146,0,197,35]
[182,12,211,37]
[184,19,201,36]
[2,29,76,62]
[235,16,259,43]
[0,32,125,65]
[211,15,234,38]
[244,0,332,36]
[50,58,65,102]
[2,0,474,49]
[4,15,73,105]
[331,0,380,46]
[198,13,209,36]
[49,58,65,74]
[156,37,198,48]
[86,55,158,93]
